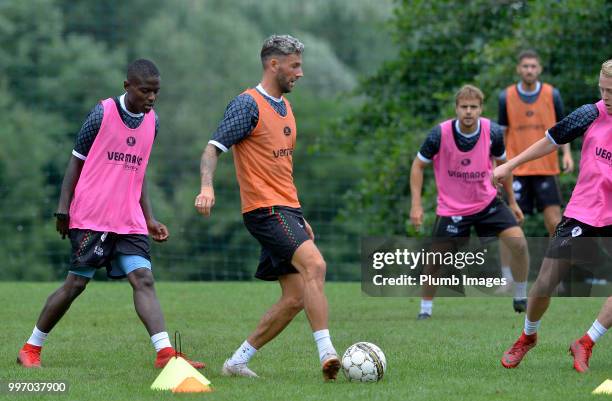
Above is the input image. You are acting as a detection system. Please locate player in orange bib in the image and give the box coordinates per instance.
[194,35,340,381]
[497,50,574,292]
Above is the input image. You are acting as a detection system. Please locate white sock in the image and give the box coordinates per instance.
[514,281,527,299]
[151,332,172,352]
[524,318,540,336]
[587,320,608,343]
[501,266,514,282]
[420,299,433,315]
[228,340,258,366]
[313,329,336,362]
[26,326,48,347]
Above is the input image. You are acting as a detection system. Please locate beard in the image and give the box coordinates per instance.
[276,73,293,94]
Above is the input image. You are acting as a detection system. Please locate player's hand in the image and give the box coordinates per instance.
[55,213,69,239]
[492,164,511,189]
[410,205,424,231]
[304,219,315,241]
[508,201,524,225]
[195,187,215,217]
[147,220,169,242]
[562,152,574,173]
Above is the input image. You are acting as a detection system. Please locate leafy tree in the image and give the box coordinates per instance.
[335,0,612,237]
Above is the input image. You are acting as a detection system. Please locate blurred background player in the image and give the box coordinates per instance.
[194,35,341,381]
[17,59,204,370]
[496,59,612,373]
[410,85,529,319]
[496,50,574,291]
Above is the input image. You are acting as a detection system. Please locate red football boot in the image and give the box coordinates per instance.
[155,347,205,369]
[17,343,42,368]
[569,335,594,373]
[501,332,537,368]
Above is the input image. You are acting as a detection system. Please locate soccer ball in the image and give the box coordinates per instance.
[341,342,386,382]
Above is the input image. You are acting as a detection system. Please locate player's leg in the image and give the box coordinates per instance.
[569,229,612,372]
[290,240,341,380]
[118,248,204,369]
[542,205,562,236]
[126,266,165,335]
[569,296,612,373]
[247,273,304,348]
[501,218,584,369]
[536,176,563,236]
[498,226,529,312]
[17,229,102,368]
[501,256,572,368]
[418,216,466,319]
[495,241,515,294]
[223,273,304,377]
[496,176,531,293]
[17,272,91,368]
[475,198,529,312]
[241,206,339,380]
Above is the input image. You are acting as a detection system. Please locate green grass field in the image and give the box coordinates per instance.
[1,282,610,401]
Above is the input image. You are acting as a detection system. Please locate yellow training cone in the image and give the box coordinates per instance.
[593,379,612,395]
[172,377,213,393]
[151,356,211,391]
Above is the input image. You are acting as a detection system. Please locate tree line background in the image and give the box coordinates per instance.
[1,0,610,281]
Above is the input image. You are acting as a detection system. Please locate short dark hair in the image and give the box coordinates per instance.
[518,49,540,63]
[127,59,160,81]
[260,35,304,66]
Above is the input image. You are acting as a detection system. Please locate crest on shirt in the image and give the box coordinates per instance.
[460,158,471,166]
[127,136,136,146]
[525,110,535,117]
[283,126,292,136]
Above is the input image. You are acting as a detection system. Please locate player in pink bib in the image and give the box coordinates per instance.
[495,59,612,373]
[17,59,204,370]
[410,85,529,319]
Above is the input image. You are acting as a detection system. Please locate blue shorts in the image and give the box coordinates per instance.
[69,254,151,279]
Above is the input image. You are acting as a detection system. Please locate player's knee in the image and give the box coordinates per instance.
[129,269,155,291]
[283,296,304,314]
[304,258,326,283]
[506,236,528,255]
[65,277,88,298]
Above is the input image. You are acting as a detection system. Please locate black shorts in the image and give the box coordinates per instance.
[68,229,151,279]
[243,206,310,281]
[546,217,612,260]
[513,175,562,214]
[432,197,518,240]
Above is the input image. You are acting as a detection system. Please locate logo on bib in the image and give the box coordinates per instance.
[460,158,471,166]
[283,126,292,136]
[127,136,136,146]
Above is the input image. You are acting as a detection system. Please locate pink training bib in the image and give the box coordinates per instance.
[69,98,155,234]
[563,101,612,227]
[433,118,497,216]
